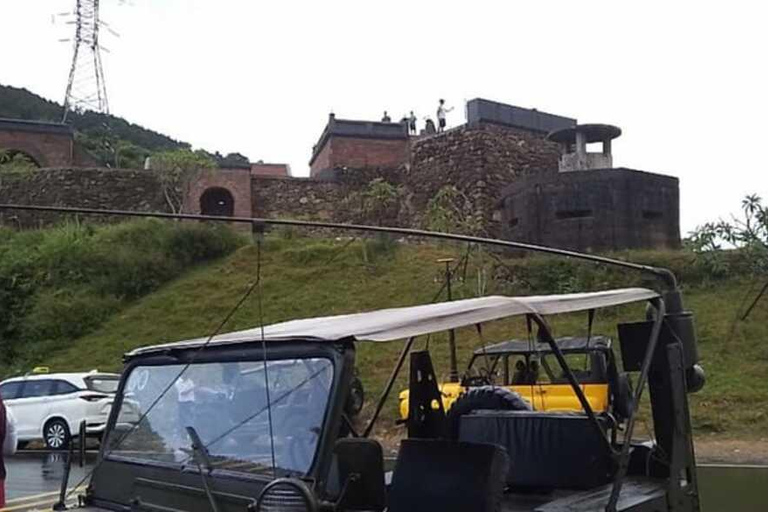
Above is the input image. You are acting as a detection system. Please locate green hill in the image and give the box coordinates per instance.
[1,221,765,441]
[0,84,250,168]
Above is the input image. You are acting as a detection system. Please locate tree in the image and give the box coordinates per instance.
[363,178,399,225]
[150,149,217,214]
[217,152,251,168]
[423,185,482,235]
[689,194,768,318]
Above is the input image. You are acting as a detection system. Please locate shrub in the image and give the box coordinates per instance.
[0,219,244,372]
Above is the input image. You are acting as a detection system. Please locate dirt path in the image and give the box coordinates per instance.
[695,437,768,465]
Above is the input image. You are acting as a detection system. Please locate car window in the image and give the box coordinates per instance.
[85,375,119,393]
[51,380,80,395]
[21,379,53,398]
[539,352,593,384]
[107,358,334,477]
[0,381,23,400]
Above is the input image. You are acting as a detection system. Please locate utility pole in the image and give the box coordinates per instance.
[438,258,460,382]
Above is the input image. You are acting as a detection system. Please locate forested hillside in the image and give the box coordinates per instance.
[0,84,188,167]
[1,221,767,443]
[0,84,250,168]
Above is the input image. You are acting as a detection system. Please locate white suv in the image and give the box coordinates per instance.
[0,370,121,449]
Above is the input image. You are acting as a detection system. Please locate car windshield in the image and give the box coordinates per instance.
[85,375,120,393]
[105,358,333,476]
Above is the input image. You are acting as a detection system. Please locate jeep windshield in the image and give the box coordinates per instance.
[105,357,333,476]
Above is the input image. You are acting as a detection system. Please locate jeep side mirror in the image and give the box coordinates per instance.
[333,438,386,512]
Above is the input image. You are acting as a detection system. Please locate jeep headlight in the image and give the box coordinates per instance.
[256,478,317,512]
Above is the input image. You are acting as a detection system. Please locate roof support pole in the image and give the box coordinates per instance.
[606,297,666,512]
[363,336,416,437]
[530,313,614,457]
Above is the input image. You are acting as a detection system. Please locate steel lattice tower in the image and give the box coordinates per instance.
[62,0,109,121]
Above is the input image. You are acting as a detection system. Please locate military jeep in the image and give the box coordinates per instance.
[56,287,704,512]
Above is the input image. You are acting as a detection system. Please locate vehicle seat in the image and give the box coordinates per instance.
[459,410,615,489]
[388,439,508,512]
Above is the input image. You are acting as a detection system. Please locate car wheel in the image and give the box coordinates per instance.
[44,419,71,450]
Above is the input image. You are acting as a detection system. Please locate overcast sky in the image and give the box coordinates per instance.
[1,0,766,234]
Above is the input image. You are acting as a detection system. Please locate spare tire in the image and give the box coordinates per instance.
[613,373,634,421]
[445,386,532,440]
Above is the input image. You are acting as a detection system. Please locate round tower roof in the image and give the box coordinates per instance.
[547,124,622,144]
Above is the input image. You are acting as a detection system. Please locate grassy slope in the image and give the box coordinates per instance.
[41,237,768,441]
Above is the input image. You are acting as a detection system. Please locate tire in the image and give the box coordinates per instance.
[344,376,365,417]
[613,373,634,421]
[44,418,71,450]
[446,386,531,440]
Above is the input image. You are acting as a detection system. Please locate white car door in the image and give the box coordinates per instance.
[12,379,54,438]
[49,379,83,430]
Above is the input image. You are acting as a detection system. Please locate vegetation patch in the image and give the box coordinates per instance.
[0,219,245,375]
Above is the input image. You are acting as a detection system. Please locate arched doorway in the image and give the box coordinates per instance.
[200,187,235,217]
[0,148,42,168]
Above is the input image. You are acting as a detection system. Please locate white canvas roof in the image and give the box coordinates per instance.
[127,288,658,357]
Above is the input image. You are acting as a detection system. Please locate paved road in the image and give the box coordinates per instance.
[2,451,95,511]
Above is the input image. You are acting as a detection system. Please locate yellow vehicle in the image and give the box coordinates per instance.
[399,336,633,421]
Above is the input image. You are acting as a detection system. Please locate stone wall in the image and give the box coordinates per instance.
[252,166,408,227]
[0,167,168,227]
[406,123,561,235]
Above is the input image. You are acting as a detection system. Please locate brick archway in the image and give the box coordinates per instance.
[0,148,43,167]
[200,187,235,217]
[187,168,253,227]
[0,118,74,167]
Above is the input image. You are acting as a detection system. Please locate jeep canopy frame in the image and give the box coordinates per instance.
[123,287,666,510]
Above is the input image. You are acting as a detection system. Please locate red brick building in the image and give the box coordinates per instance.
[0,118,75,167]
[309,114,410,177]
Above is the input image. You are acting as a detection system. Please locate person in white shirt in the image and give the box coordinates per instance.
[437,99,453,133]
[1,397,18,508]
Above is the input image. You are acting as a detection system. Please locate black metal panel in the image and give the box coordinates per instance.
[466,98,576,134]
[406,350,445,439]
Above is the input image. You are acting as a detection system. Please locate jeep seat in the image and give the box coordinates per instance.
[388,439,508,512]
[459,410,615,489]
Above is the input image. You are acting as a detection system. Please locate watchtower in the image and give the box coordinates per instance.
[548,124,622,172]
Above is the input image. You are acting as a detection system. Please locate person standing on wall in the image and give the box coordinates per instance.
[381,111,391,122]
[408,111,417,134]
[437,99,453,133]
[1,392,19,508]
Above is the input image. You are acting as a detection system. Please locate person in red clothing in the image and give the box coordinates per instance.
[1,392,18,508]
